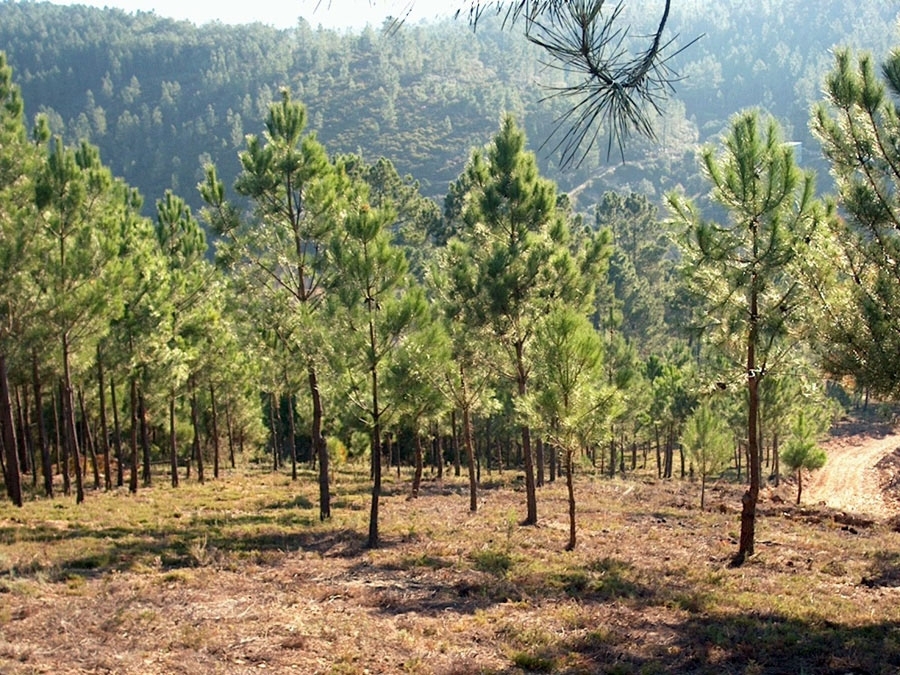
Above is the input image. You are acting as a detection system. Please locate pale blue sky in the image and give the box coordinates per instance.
[45,0,458,30]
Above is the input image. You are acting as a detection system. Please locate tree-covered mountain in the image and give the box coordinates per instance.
[0,0,896,212]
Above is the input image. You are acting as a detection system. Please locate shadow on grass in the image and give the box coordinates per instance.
[0,517,370,580]
[508,611,900,675]
[351,554,657,618]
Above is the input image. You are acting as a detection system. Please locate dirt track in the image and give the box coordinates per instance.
[803,419,900,518]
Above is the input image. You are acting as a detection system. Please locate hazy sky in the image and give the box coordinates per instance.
[45,0,458,31]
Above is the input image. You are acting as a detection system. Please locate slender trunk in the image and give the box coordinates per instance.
[411,431,423,499]
[796,469,802,505]
[15,387,32,477]
[366,303,384,549]
[96,348,112,491]
[110,379,124,488]
[773,431,780,487]
[565,448,576,551]
[285,390,296,481]
[655,425,662,478]
[32,352,52,497]
[77,388,100,489]
[701,473,707,511]
[536,436,544,487]
[62,334,85,504]
[435,430,443,479]
[462,401,477,512]
[210,384,221,480]
[735,281,761,567]
[268,392,278,472]
[390,431,398,479]
[139,389,151,486]
[515,340,537,526]
[53,386,63,482]
[169,389,179,488]
[191,384,204,484]
[128,378,139,493]
[0,353,23,506]
[548,436,557,482]
[452,410,461,477]
[20,388,38,488]
[609,434,616,478]
[225,402,236,469]
[308,364,329,520]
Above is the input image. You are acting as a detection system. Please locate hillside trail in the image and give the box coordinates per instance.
[802,416,900,519]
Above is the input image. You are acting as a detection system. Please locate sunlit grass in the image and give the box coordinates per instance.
[2,461,899,673]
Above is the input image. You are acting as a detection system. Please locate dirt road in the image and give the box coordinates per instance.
[803,420,900,519]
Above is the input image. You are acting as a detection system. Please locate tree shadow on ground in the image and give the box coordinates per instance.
[351,554,658,618]
[527,611,900,675]
[0,516,372,579]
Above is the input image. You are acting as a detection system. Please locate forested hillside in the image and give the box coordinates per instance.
[0,0,896,211]
[4,0,900,575]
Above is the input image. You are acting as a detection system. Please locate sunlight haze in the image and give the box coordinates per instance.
[43,0,456,30]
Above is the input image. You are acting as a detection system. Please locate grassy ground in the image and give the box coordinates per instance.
[1,462,899,674]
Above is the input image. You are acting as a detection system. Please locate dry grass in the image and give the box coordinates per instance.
[1,464,899,674]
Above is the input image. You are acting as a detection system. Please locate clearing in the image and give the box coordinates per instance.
[1,422,899,675]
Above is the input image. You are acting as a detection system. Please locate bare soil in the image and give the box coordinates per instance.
[2,431,900,675]
[805,416,900,517]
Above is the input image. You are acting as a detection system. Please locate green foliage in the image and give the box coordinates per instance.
[811,45,900,397]
[781,411,827,505]
[681,399,732,509]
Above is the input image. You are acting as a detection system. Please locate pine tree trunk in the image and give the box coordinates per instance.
[169,389,179,488]
[536,436,545,487]
[20,388,39,489]
[191,385,204,484]
[565,448,576,551]
[139,389,151,486]
[53,386,64,488]
[62,334,85,505]
[0,353,23,507]
[411,432,423,499]
[734,281,761,567]
[96,348,112,491]
[32,351,52,497]
[308,365,328,520]
[14,387,32,478]
[549,439,557,482]
[285,390,296,481]
[77,388,100,490]
[452,410,461,477]
[269,392,278,472]
[367,349,382,549]
[110,378,124,488]
[462,401,478,512]
[210,384,221,480]
[129,377,139,494]
[225,402,236,469]
[515,340,537,526]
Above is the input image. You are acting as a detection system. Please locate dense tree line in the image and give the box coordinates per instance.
[0,1,895,215]
[3,1,900,564]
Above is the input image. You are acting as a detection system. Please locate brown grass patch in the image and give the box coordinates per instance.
[1,466,899,674]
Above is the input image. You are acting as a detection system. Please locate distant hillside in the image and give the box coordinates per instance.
[0,0,896,213]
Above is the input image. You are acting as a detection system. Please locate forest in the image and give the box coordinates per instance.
[2,2,900,671]
[1,0,900,548]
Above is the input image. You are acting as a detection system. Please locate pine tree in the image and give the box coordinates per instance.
[669,109,822,565]
[812,46,900,397]
[451,115,572,525]
[201,90,342,520]
[0,52,41,505]
[329,181,428,548]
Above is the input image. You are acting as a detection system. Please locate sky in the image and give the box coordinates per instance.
[46,0,459,31]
